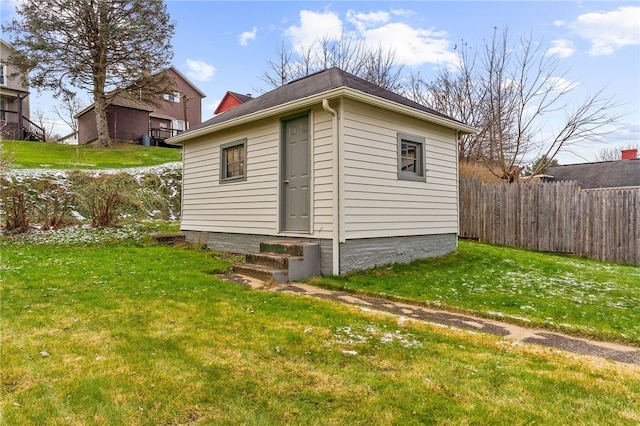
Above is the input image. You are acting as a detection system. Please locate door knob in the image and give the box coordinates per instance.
[284,179,290,184]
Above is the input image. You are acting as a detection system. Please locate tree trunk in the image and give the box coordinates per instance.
[94,91,111,147]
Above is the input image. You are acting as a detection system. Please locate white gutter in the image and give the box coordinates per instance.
[169,87,477,145]
[322,99,341,275]
[455,130,460,250]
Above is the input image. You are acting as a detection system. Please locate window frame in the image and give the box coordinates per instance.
[0,64,7,86]
[397,132,427,182]
[219,138,247,184]
[163,92,180,103]
[172,119,186,131]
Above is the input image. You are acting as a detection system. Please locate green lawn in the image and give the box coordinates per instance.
[310,239,640,346]
[2,140,181,170]
[1,231,639,425]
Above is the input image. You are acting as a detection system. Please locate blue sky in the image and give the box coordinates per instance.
[2,1,639,164]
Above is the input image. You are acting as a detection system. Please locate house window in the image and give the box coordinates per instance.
[163,92,180,103]
[220,139,247,183]
[172,119,185,131]
[397,133,426,182]
[0,64,6,86]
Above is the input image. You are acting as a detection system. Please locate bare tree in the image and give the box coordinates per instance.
[31,107,58,142]
[596,142,640,161]
[412,27,621,181]
[3,0,176,147]
[53,93,85,134]
[261,42,294,87]
[409,40,486,163]
[261,33,404,92]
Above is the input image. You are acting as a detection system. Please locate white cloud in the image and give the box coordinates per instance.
[346,10,390,33]
[571,6,640,56]
[360,22,458,68]
[548,39,575,58]
[390,8,415,18]
[185,59,216,82]
[285,8,458,69]
[285,10,343,54]
[239,27,257,47]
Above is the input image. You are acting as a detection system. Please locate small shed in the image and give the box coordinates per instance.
[169,68,476,275]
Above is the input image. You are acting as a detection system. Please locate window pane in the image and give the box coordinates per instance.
[222,143,246,179]
[401,142,418,173]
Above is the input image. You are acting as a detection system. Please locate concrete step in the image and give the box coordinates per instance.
[259,240,315,257]
[234,240,321,284]
[233,263,288,284]
[246,252,297,270]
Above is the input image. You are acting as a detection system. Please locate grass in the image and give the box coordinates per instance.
[310,240,640,346]
[1,231,639,425]
[1,140,182,170]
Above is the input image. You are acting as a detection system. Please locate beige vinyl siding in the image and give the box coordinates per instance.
[310,106,335,238]
[181,118,280,235]
[181,107,335,238]
[341,99,458,239]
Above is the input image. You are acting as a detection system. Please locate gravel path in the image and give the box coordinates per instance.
[221,273,640,366]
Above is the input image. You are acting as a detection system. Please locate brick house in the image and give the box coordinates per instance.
[76,66,205,146]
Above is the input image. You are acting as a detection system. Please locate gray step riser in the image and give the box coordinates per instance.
[246,253,293,269]
[235,241,321,283]
[259,242,305,257]
[233,264,288,283]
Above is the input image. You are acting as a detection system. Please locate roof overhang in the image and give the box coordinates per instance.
[168,86,477,145]
[0,87,30,98]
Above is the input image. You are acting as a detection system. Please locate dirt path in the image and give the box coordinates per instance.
[221,274,640,366]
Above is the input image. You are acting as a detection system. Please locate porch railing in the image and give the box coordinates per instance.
[0,109,45,141]
[149,127,183,141]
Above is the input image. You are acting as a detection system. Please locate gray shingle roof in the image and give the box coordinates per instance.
[548,159,640,188]
[228,91,253,103]
[186,67,462,134]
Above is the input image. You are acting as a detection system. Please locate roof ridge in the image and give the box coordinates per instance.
[180,67,472,137]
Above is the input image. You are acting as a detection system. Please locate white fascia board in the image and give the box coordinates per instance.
[169,88,346,144]
[169,87,477,144]
[344,89,478,135]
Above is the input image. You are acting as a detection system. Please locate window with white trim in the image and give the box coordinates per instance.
[397,133,426,182]
[172,119,185,131]
[163,92,180,103]
[220,139,247,183]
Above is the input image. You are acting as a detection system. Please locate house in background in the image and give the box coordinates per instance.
[214,91,253,115]
[0,38,44,141]
[169,68,476,279]
[58,131,78,145]
[548,149,640,188]
[76,66,205,146]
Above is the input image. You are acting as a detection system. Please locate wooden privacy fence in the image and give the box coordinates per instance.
[459,177,640,265]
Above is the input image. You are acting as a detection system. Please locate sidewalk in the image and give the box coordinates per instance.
[221,274,640,366]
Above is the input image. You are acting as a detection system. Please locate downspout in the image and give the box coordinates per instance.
[455,130,460,250]
[322,99,340,275]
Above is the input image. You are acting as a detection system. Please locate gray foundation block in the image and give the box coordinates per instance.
[339,233,457,274]
[182,230,456,276]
